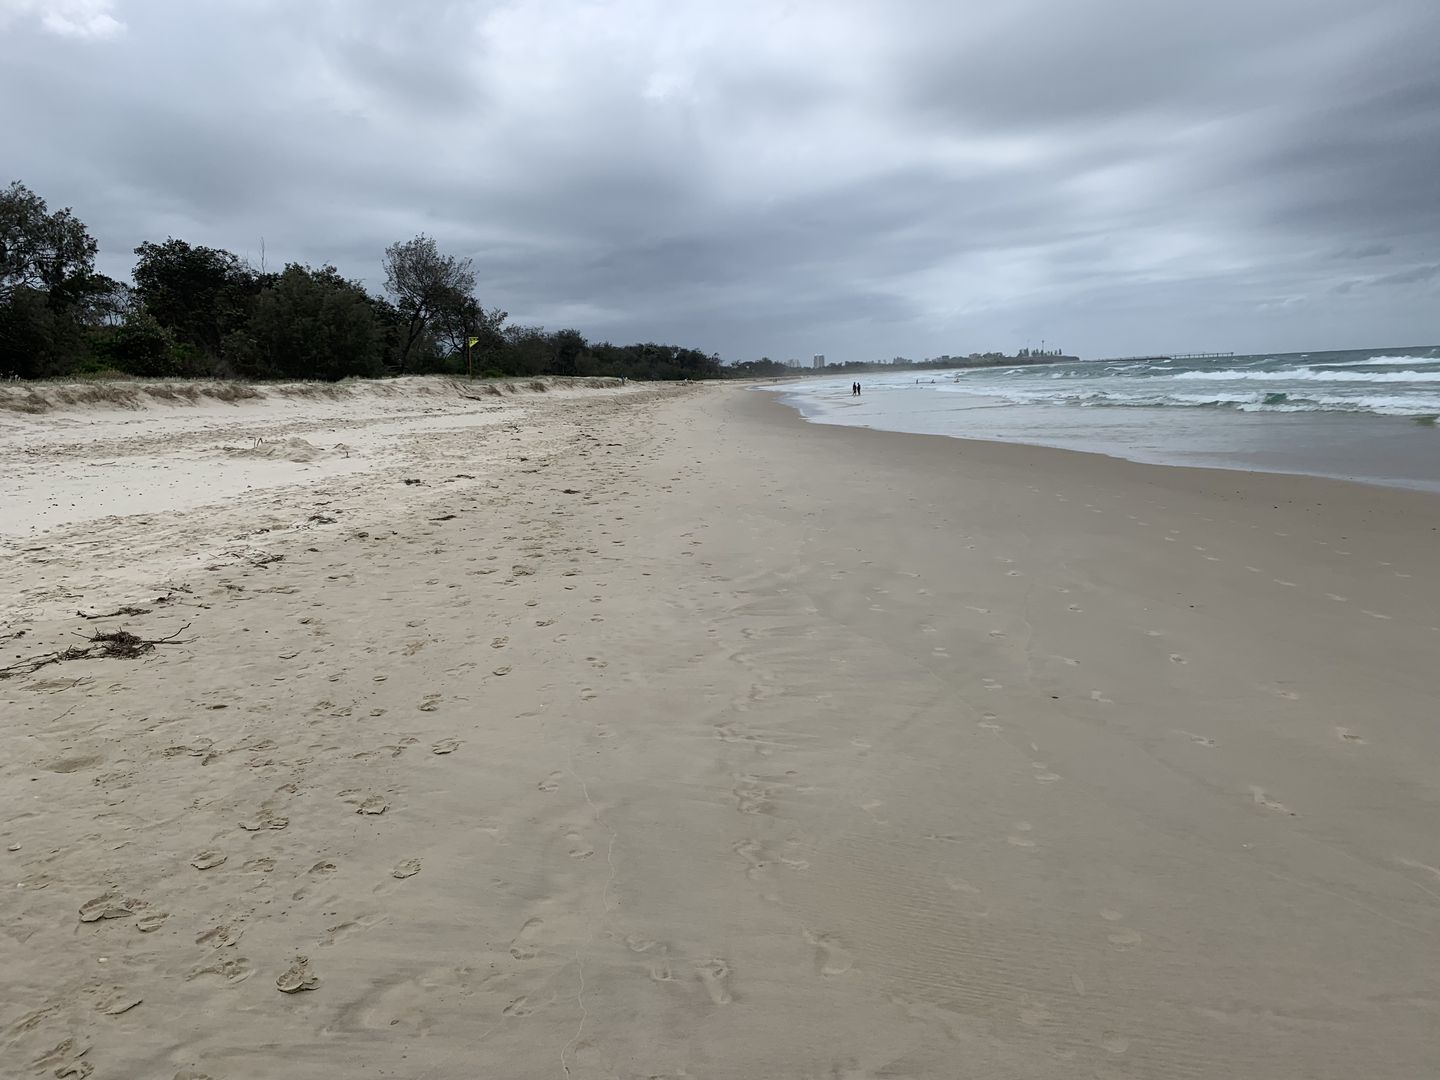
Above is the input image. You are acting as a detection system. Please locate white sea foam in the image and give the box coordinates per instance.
[1173,368,1440,383]
[931,382,1440,415]
[1360,354,1440,364]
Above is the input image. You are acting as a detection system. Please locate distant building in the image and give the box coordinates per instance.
[812,354,825,369]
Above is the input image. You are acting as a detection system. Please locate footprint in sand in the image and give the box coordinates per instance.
[190,850,227,870]
[322,914,384,946]
[696,959,734,1004]
[78,893,138,923]
[1335,727,1367,744]
[1100,1033,1133,1054]
[626,934,675,981]
[1179,731,1217,748]
[733,779,775,815]
[647,950,675,982]
[566,831,595,859]
[392,859,421,879]
[275,955,320,993]
[196,922,245,949]
[1007,822,1037,848]
[187,956,255,984]
[732,839,783,893]
[95,990,144,1016]
[1107,928,1143,950]
[803,930,853,976]
[357,795,389,815]
[431,739,460,755]
[502,996,534,1017]
[239,807,289,832]
[509,917,544,960]
[538,771,562,792]
[1250,786,1296,816]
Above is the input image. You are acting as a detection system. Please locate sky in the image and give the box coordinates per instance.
[3,0,1437,362]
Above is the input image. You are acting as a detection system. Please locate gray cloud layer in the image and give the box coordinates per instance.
[3,0,1437,359]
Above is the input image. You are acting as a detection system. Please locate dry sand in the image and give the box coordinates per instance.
[2,380,1439,1079]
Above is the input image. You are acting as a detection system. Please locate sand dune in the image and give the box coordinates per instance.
[2,382,1438,1078]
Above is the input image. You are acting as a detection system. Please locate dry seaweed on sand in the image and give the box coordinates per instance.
[0,623,192,680]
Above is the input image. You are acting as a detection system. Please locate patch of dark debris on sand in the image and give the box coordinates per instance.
[0,623,192,680]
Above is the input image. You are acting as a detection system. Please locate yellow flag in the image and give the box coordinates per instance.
[467,336,480,348]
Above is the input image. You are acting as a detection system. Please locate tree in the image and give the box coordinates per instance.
[0,287,86,378]
[0,181,99,306]
[550,328,587,376]
[98,311,179,376]
[433,292,508,368]
[0,182,106,376]
[382,235,476,373]
[499,324,552,376]
[132,238,262,356]
[227,264,383,381]
[77,275,135,328]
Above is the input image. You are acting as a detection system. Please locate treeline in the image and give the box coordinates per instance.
[725,355,1014,378]
[0,181,725,382]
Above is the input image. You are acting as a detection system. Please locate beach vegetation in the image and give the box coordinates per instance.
[1,180,728,384]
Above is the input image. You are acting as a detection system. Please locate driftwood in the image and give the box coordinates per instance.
[77,605,153,620]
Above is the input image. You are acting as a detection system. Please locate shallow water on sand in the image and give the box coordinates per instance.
[776,352,1440,493]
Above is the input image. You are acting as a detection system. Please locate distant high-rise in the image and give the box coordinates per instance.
[812,354,825,369]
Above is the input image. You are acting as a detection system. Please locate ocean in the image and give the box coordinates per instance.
[773,346,1440,493]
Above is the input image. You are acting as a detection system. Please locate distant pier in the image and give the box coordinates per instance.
[1093,351,1234,363]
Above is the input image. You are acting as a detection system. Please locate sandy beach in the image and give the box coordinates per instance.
[3,379,1439,1079]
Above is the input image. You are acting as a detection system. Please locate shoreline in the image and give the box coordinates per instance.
[770,375,1440,496]
[3,383,1437,1078]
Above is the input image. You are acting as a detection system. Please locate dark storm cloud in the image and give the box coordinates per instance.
[1371,264,1440,286]
[2,0,1436,359]
[1333,244,1393,259]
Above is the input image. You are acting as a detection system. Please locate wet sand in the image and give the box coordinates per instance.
[3,381,1438,1078]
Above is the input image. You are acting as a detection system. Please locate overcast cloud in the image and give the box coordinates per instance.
[3,0,1437,360]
